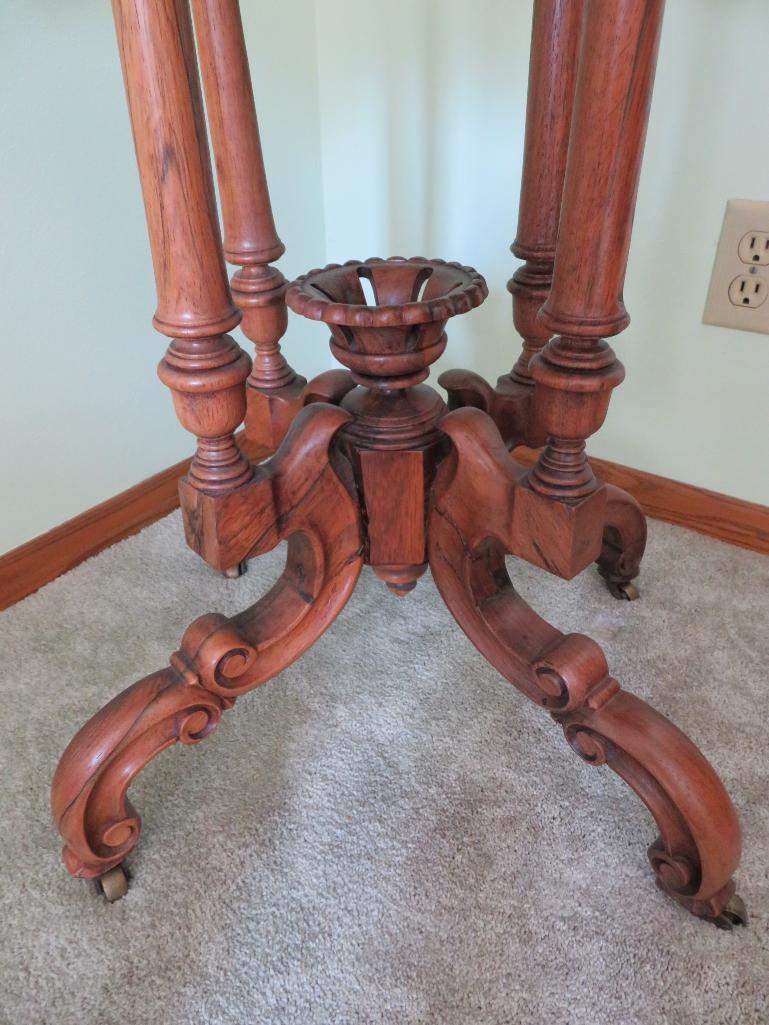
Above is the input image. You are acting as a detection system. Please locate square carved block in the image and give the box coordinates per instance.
[242,381,307,457]
[179,474,278,571]
[510,482,607,580]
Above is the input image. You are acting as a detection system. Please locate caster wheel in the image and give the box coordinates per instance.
[222,560,247,580]
[94,864,129,902]
[712,894,748,930]
[607,579,639,601]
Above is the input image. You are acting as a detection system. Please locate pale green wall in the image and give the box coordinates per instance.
[315,0,769,504]
[2,1,768,555]
[315,0,529,427]
[0,1,326,553]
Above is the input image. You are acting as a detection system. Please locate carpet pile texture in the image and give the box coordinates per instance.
[1,512,767,1024]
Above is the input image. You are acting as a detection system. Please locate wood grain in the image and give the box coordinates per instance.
[514,447,769,556]
[2,440,766,615]
[191,0,306,450]
[114,0,255,497]
[430,405,742,923]
[111,0,239,340]
[507,0,584,400]
[51,405,364,881]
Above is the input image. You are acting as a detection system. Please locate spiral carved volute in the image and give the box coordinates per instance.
[174,614,260,698]
[564,725,608,766]
[533,633,619,713]
[648,844,697,896]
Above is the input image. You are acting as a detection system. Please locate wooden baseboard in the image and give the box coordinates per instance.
[516,448,769,556]
[589,456,769,554]
[0,453,192,612]
[1,446,767,612]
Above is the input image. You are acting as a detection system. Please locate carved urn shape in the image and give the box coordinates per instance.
[286,257,487,389]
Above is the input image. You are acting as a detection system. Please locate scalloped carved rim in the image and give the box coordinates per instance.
[286,257,488,328]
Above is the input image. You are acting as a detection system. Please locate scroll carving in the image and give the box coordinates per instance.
[428,407,743,925]
[51,405,364,880]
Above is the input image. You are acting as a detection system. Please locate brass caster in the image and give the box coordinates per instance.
[222,561,248,580]
[607,579,639,601]
[711,894,748,930]
[94,864,129,903]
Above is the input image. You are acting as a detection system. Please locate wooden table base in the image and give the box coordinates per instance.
[50,0,746,928]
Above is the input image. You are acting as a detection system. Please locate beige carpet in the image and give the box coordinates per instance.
[1,511,767,1025]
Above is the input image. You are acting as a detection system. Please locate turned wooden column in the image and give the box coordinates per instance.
[112,0,252,494]
[503,0,584,447]
[191,0,306,456]
[532,0,665,500]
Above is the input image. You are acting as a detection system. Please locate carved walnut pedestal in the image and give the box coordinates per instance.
[51,0,747,928]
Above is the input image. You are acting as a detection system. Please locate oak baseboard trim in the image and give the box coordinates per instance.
[516,447,769,556]
[0,453,192,612]
[2,447,767,612]
[594,456,769,554]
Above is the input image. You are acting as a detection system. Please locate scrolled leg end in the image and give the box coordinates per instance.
[649,841,747,929]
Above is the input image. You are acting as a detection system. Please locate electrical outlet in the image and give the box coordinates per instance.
[730,272,766,307]
[728,274,767,309]
[703,198,769,334]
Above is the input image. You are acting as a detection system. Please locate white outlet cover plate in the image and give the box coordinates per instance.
[703,198,769,335]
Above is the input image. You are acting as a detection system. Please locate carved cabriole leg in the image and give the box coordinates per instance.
[191,0,306,459]
[428,409,744,926]
[440,0,583,448]
[52,0,348,892]
[51,404,364,882]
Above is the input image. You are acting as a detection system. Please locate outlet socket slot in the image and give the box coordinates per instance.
[738,231,769,267]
